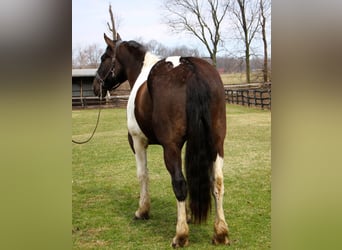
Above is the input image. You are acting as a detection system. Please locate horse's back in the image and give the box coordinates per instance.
[148,57,225,103]
[147,56,226,147]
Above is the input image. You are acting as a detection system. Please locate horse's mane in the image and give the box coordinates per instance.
[126,40,146,53]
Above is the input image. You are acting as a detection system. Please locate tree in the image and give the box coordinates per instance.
[168,45,200,57]
[72,44,103,68]
[107,4,121,40]
[162,0,230,67]
[230,0,260,83]
[141,39,169,57]
[136,38,201,58]
[259,0,271,82]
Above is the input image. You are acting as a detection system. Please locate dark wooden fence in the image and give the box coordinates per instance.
[73,82,271,110]
[224,83,271,110]
[72,82,130,109]
[72,95,129,109]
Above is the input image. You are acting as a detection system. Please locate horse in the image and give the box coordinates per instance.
[93,33,229,247]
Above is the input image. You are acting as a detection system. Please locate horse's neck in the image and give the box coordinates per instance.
[128,52,160,89]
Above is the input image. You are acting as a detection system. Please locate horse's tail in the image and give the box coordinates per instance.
[185,62,216,224]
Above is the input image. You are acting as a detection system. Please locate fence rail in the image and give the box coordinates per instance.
[72,83,271,110]
[224,82,271,110]
[72,95,129,109]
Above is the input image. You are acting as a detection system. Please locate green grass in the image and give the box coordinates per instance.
[72,104,271,249]
[220,72,264,84]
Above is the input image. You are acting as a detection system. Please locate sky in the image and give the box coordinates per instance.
[72,0,271,58]
[72,0,205,53]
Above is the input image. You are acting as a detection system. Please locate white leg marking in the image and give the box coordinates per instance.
[212,154,229,245]
[165,56,181,68]
[133,136,150,219]
[172,201,189,247]
[213,155,225,221]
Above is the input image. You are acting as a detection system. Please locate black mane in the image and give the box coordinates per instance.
[127,40,146,52]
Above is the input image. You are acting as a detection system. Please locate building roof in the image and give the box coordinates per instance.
[72,68,97,77]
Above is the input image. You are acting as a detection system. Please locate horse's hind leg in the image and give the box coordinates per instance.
[163,145,189,248]
[212,153,230,245]
[131,135,150,219]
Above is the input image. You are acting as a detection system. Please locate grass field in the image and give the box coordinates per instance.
[220,72,265,85]
[72,104,271,249]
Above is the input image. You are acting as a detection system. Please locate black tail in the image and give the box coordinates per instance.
[185,63,216,224]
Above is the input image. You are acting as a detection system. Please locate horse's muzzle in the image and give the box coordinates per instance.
[92,78,106,98]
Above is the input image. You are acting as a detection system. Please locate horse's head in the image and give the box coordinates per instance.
[93,33,126,97]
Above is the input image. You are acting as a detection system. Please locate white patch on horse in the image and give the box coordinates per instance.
[212,153,229,244]
[127,52,160,138]
[166,56,181,68]
[173,200,189,247]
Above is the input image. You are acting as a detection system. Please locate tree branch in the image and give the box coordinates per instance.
[107,4,116,40]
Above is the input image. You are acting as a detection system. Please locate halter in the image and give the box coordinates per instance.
[94,56,115,97]
[94,40,123,98]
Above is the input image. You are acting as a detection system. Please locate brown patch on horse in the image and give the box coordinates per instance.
[215,177,222,196]
[147,59,188,147]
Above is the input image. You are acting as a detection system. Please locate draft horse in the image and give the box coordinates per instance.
[93,33,229,247]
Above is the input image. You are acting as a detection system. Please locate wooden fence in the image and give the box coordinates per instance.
[72,82,130,109]
[73,83,271,110]
[72,95,129,109]
[224,83,271,110]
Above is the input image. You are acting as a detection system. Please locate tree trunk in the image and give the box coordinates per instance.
[260,0,268,83]
[211,48,217,68]
[245,46,251,83]
[262,30,268,82]
[238,0,251,83]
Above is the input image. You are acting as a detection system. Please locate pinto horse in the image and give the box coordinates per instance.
[93,33,229,247]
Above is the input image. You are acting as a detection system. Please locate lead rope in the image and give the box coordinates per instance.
[72,54,118,144]
[72,83,103,144]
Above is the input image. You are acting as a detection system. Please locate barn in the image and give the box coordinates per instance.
[72,68,98,108]
[72,68,130,109]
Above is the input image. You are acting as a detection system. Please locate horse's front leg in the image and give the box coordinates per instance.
[163,145,189,248]
[130,134,150,219]
[212,154,230,245]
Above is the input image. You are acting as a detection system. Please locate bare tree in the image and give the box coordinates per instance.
[73,48,88,69]
[169,45,200,57]
[137,38,201,58]
[162,0,230,67]
[259,0,270,82]
[142,39,169,57]
[107,4,121,40]
[72,44,103,68]
[230,0,260,83]
[85,44,104,67]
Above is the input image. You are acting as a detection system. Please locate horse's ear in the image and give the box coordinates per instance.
[104,33,115,48]
[116,33,122,41]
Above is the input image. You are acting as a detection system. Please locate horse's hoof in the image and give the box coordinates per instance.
[134,211,149,220]
[213,219,230,245]
[171,236,189,248]
[212,233,230,245]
